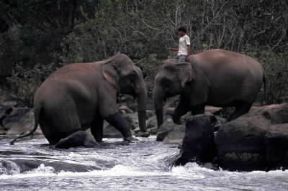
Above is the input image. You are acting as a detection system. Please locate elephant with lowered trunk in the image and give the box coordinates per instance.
[153,49,264,129]
[11,53,147,147]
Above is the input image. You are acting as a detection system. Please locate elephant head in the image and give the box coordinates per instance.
[153,59,208,129]
[102,53,147,132]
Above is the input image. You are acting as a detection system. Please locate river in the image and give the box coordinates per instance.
[0,137,288,191]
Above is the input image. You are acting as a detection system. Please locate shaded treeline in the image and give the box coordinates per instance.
[0,0,287,105]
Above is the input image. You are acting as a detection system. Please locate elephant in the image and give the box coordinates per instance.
[10,53,147,147]
[153,49,264,129]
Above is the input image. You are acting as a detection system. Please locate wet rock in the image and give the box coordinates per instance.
[156,117,185,144]
[119,105,134,114]
[146,115,157,132]
[216,103,288,171]
[146,110,154,119]
[172,104,288,171]
[103,113,136,138]
[3,107,42,136]
[0,159,99,174]
[156,106,226,142]
[103,122,123,138]
[174,114,217,166]
[0,104,13,130]
[205,106,222,115]
[118,95,137,111]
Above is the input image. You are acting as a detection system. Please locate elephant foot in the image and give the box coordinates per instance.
[135,130,150,138]
[123,136,138,143]
[55,131,98,149]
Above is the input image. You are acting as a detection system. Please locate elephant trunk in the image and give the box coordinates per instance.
[153,87,164,129]
[137,84,147,132]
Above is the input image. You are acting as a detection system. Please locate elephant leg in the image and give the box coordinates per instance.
[91,115,104,142]
[173,99,190,124]
[39,106,81,145]
[228,102,252,121]
[191,104,205,115]
[105,113,133,142]
[99,95,134,142]
[55,130,98,149]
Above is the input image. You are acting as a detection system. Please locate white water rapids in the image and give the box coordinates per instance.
[0,137,288,191]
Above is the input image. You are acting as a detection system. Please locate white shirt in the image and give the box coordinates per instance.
[177,34,190,56]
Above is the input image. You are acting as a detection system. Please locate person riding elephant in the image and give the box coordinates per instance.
[11,53,147,147]
[153,49,264,129]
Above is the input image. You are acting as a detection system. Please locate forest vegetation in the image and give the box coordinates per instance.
[0,0,287,105]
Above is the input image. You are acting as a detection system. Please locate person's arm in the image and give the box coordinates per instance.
[186,36,192,55]
[169,48,178,52]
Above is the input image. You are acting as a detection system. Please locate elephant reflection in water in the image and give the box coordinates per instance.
[153,49,264,129]
[11,53,147,148]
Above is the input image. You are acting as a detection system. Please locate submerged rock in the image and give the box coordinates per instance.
[0,159,99,174]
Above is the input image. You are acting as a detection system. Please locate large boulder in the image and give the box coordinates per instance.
[156,106,225,144]
[215,103,288,171]
[156,117,185,144]
[173,104,288,171]
[1,106,42,136]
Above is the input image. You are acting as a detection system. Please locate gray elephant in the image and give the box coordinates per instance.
[153,49,264,128]
[11,53,147,147]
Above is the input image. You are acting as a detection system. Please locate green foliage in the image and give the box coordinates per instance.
[259,52,288,103]
[0,0,288,104]
[6,63,58,106]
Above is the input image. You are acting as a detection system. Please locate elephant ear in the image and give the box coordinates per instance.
[102,55,120,88]
[175,62,194,88]
[102,53,134,84]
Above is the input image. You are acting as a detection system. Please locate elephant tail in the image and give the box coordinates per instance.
[10,106,41,145]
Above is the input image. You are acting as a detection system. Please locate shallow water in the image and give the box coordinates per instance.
[0,137,288,191]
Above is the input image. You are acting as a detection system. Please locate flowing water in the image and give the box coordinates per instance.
[0,137,288,191]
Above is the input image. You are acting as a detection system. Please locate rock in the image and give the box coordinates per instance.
[146,110,154,119]
[118,95,137,111]
[0,104,13,130]
[119,105,134,114]
[156,110,225,144]
[215,103,288,171]
[205,106,222,114]
[103,121,123,138]
[146,115,157,130]
[103,113,137,138]
[0,159,100,174]
[174,114,217,166]
[171,104,288,171]
[3,107,42,136]
[156,117,185,144]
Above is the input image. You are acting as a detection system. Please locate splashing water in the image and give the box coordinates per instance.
[0,137,288,191]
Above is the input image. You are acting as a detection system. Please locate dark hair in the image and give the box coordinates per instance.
[177,26,187,33]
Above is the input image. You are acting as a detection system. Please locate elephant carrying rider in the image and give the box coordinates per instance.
[169,26,192,63]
